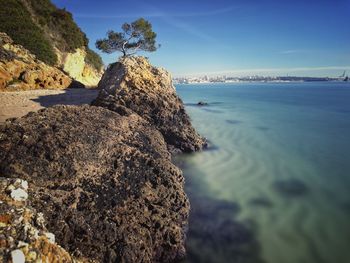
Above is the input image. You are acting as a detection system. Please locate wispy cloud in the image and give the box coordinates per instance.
[147,5,237,46]
[279,49,304,54]
[76,5,235,46]
[159,15,217,43]
[176,66,350,77]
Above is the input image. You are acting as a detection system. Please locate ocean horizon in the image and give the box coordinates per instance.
[175,81,350,263]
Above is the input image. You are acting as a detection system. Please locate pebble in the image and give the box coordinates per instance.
[11,249,25,263]
[44,232,55,243]
[21,180,28,190]
[10,188,28,201]
[17,241,28,248]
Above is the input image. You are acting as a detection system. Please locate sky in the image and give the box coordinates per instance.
[52,0,350,77]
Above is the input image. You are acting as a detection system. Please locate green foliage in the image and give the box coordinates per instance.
[96,18,159,57]
[27,0,89,52]
[85,48,103,71]
[0,0,57,65]
[0,0,103,69]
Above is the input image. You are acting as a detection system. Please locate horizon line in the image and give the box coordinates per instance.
[173,66,350,78]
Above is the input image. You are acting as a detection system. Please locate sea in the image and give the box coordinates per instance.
[174,82,350,263]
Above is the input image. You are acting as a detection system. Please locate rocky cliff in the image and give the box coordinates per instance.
[0,0,103,89]
[92,56,207,152]
[0,105,190,262]
[0,32,73,91]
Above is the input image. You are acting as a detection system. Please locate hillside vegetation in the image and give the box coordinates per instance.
[0,0,57,65]
[0,0,103,70]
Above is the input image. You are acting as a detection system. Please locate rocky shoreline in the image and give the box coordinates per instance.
[0,57,206,262]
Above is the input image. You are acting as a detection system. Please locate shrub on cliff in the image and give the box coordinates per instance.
[96,18,160,57]
[0,0,104,70]
[85,48,104,71]
[0,0,57,65]
[27,0,89,52]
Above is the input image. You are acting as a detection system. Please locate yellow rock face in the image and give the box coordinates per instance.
[56,47,103,87]
[0,33,72,91]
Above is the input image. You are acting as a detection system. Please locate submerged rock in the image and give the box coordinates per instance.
[197,101,208,106]
[0,105,189,262]
[273,179,309,197]
[92,56,206,153]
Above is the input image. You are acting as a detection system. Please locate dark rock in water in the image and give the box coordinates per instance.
[273,179,309,197]
[249,197,273,208]
[202,108,223,113]
[197,101,208,106]
[0,105,189,263]
[184,195,265,263]
[203,139,219,152]
[255,126,270,131]
[92,56,206,153]
[340,201,350,214]
[173,159,266,263]
[226,119,243,125]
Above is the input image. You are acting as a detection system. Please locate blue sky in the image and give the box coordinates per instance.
[52,0,350,77]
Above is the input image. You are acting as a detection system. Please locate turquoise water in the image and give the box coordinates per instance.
[175,82,350,263]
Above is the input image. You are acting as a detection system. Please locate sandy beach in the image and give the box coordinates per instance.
[0,89,99,123]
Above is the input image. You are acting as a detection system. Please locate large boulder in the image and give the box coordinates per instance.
[0,105,189,262]
[0,33,72,91]
[92,56,206,153]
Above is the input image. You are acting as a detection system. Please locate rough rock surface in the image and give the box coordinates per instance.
[0,105,189,262]
[0,33,72,91]
[92,56,206,152]
[56,47,103,87]
[0,177,78,262]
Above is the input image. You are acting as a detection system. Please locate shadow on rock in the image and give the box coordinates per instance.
[31,88,99,108]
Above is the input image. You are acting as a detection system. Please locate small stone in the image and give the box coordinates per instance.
[6,184,15,192]
[36,212,45,227]
[17,241,28,248]
[11,249,25,263]
[44,232,55,243]
[10,188,28,201]
[27,250,37,261]
[21,180,28,190]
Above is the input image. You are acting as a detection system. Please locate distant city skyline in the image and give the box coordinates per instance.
[52,0,350,77]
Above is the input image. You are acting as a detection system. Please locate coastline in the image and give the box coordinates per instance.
[174,80,347,85]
